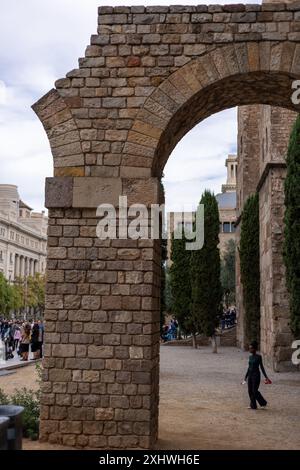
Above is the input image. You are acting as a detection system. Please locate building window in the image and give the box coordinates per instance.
[0,227,5,237]
[10,231,14,240]
[0,251,3,262]
[223,222,231,233]
[10,253,13,264]
[231,223,236,233]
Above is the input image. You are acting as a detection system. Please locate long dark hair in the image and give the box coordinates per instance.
[250,340,258,351]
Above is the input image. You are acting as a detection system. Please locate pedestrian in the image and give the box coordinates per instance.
[13,324,21,351]
[242,340,271,410]
[38,320,44,358]
[30,322,40,360]
[20,323,31,361]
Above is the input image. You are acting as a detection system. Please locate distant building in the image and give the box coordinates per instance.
[167,155,237,264]
[216,154,237,256]
[0,184,47,282]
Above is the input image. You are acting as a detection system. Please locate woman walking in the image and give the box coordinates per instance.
[243,341,271,410]
[20,323,31,361]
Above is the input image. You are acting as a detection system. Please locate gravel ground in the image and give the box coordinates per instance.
[0,346,299,450]
[158,346,300,450]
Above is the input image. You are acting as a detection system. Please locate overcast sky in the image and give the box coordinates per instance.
[0,0,259,212]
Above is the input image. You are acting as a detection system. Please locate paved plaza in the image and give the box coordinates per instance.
[1,345,299,450]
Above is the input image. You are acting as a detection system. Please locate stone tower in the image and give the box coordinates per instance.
[235,0,297,371]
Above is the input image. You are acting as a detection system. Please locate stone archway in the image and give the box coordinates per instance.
[33,4,300,449]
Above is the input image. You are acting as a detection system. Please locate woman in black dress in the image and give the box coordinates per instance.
[30,322,40,360]
[243,341,271,410]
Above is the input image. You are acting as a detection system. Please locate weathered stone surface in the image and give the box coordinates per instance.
[45,177,73,208]
[122,177,160,206]
[72,177,122,207]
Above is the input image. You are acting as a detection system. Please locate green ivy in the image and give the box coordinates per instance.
[283,114,300,339]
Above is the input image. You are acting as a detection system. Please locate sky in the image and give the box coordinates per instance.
[0,0,259,212]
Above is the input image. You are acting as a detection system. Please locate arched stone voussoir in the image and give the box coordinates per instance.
[128,41,300,177]
[32,88,84,175]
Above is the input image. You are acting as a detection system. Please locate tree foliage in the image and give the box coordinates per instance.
[240,193,260,344]
[221,238,236,306]
[160,236,168,330]
[283,114,300,338]
[170,230,193,335]
[0,273,45,318]
[190,190,222,338]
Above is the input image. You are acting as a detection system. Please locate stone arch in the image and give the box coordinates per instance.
[128,41,299,176]
[33,3,300,450]
[32,89,85,177]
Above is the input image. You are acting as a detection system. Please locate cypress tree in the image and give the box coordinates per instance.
[170,230,193,337]
[283,115,300,338]
[190,190,222,351]
[160,236,168,331]
[239,193,260,344]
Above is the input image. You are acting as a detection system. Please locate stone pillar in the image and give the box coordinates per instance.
[31,259,35,276]
[20,256,24,278]
[258,106,296,371]
[40,176,161,448]
[236,105,262,349]
[24,257,29,277]
[14,255,19,280]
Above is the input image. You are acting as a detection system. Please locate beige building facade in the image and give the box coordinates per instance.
[167,155,237,263]
[216,154,237,257]
[0,184,47,282]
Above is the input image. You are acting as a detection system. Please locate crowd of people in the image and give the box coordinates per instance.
[161,317,179,342]
[220,308,236,330]
[0,319,44,362]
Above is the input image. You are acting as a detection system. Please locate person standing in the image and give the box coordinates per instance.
[20,323,31,361]
[13,324,21,352]
[37,320,44,358]
[242,341,270,409]
[30,322,40,360]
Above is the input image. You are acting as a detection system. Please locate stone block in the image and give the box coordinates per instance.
[122,177,160,206]
[73,177,122,208]
[45,177,73,208]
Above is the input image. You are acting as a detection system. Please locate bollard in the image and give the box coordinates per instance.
[0,417,9,450]
[0,405,24,450]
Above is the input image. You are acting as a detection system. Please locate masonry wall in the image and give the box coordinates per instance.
[236,102,296,367]
[236,105,261,349]
[42,208,160,447]
[258,106,296,371]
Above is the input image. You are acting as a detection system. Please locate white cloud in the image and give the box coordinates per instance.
[163,108,237,211]
[0,81,7,105]
[0,0,252,211]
